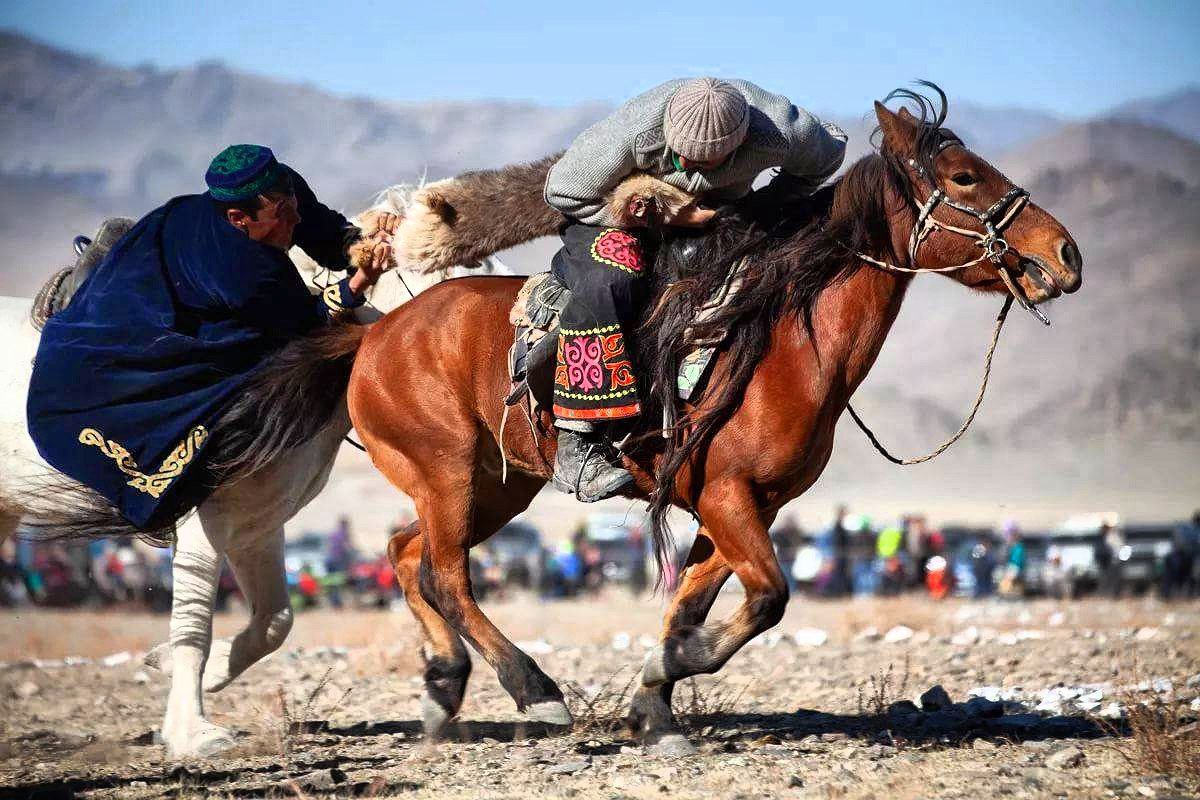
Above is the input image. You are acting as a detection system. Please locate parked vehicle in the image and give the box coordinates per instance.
[1116,524,1174,594]
[583,512,650,592]
[487,520,544,590]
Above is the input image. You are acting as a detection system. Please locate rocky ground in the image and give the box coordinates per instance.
[1,594,1197,799]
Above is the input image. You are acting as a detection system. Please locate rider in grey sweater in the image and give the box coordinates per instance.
[545,77,848,226]
[543,78,847,503]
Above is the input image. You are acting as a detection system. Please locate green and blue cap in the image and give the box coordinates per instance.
[205,144,287,201]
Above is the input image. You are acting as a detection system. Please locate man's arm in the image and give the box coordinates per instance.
[780,113,848,195]
[544,111,639,227]
[285,165,360,269]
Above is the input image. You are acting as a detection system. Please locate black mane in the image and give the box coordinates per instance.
[636,82,952,578]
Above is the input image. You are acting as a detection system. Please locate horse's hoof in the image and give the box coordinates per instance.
[163,722,237,760]
[641,646,668,687]
[421,693,457,738]
[648,733,697,758]
[524,700,573,726]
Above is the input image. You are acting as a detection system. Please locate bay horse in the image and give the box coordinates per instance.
[337,88,1082,753]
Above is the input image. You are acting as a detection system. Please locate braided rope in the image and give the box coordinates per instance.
[846,294,1012,465]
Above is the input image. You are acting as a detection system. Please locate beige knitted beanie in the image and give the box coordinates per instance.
[663,78,750,162]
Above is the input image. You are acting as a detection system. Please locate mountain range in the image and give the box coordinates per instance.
[1,30,1196,532]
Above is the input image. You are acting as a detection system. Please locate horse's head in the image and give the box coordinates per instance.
[873,88,1082,307]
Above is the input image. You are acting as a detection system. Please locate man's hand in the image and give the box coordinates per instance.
[347,221,399,296]
[670,203,718,228]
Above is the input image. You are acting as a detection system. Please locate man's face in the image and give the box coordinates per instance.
[226,189,301,250]
[677,153,731,172]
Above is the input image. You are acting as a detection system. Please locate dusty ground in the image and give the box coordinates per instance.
[1,593,1198,799]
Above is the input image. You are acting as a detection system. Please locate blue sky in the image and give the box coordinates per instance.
[3,0,1197,114]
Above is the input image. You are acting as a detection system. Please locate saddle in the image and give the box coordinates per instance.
[505,257,748,416]
[32,218,134,330]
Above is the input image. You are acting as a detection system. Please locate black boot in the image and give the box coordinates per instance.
[552,429,634,502]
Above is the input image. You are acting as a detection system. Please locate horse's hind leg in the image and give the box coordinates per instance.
[200,528,292,693]
[627,530,731,754]
[417,471,569,724]
[389,522,473,736]
[636,483,787,750]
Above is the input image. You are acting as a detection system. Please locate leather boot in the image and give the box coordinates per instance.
[552,429,634,502]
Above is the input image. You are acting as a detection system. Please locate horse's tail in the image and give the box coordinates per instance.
[4,479,179,547]
[207,322,369,484]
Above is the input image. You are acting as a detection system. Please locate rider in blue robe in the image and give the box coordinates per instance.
[26,145,387,531]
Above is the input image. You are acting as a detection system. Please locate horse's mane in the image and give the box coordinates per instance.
[638,82,952,574]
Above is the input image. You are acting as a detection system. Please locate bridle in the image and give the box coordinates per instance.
[846,136,1048,466]
[854,138,1050,326]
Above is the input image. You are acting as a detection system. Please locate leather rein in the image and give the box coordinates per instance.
[847,138,1045,465]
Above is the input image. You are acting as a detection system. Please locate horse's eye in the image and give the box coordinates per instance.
[951,172,977,187]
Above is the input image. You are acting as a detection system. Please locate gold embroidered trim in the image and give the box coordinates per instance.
[552,386,638,401]
[559,323,621,336]
[79,426,208,499]
[322,284,346,312]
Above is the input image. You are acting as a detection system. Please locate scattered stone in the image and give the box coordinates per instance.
[1137,786,1156,797]
[101,651,132,667]
[1047,611,1065,627]
[919,684,954,711]
[1135,627,1159,641]
[972,738,997,751]
[131,670,151,685]
[1045,746,1085,769]
[883,625,914,644]
[515,639,554,655]
[793,628,829,648]
[962,697,1004,718]
[13,680,40,699]
[788,775,804,788]
[887,700,920,719]
[292,768,345,791]
[951,626,980,646]
[545,759,591,775]
[611,633,631,651]
[854,626,880,642]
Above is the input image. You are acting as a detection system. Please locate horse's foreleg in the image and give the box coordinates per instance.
[389,523,472,736]
[200,528,292,693]
[627,531,731,749]
[160,517,234,759]
[637,483,787,750]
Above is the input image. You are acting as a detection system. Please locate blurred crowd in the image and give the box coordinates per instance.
[4,508,1197,612]
[771,506,1200,601]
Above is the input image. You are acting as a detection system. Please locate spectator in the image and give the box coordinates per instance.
[999,521,1026,597]
[1099,521,1124,597]
[827,505,850,596]
[771,516,806,591]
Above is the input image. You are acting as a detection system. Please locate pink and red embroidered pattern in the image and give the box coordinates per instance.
[553,327,641,420]
[590,229,644,274]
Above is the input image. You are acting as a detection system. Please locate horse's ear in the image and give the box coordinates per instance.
[874,100,917,157]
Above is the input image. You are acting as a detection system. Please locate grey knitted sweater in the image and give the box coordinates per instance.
[545,78,848,227]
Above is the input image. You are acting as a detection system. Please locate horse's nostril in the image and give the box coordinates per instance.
[1058,239,1082,271]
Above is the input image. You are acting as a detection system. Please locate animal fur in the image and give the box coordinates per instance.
[393,153,699,273]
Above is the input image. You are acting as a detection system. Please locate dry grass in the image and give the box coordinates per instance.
[562,667,639,734]
[562,669,748,736]
[1122,696,1200,788]
[856,654,913,716]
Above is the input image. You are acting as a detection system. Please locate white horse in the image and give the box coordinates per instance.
[0,185,508,758]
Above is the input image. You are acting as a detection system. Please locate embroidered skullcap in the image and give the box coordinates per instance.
[663,78,750,162]
[205,144,285,201]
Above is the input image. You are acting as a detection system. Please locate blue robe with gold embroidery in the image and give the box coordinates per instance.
[27,167,359,529]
